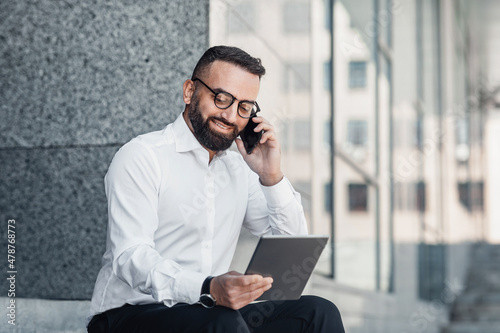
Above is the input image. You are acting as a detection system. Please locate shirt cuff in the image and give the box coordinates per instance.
[172,270,206,305]
[260,176,296,208]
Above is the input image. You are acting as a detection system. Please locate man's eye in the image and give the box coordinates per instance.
[239,104,252,113]
[216,94,232,104]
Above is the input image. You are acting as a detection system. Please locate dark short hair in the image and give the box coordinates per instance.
[191,45,266,80]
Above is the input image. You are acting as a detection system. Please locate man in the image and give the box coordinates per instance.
[87,45,344,332]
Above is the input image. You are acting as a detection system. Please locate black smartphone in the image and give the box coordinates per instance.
[240,114,263,154]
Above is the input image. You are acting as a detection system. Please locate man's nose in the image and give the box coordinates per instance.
[220,102,239,124]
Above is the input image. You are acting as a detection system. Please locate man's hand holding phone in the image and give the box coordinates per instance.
[236,115,284,186]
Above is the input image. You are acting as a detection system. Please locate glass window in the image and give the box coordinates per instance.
[347,120,368,146]
[324,61,332,90]
[458,181,484,211]
[324,120,332,148]
[336,180,376,290]
[413,118,424,148]
[349,61,367,88]
[456,118,469,145]
[324,182,332,212]
[455,118,470,163]
[335,0,388,292]
[377,0,392,48]
[211,0,394,292]
[348,183,368,212]
[418,244,446,301]
[324,0,332,31]
[416,181,426,212]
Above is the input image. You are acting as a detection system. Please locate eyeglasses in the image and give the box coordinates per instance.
[192,78,260,119]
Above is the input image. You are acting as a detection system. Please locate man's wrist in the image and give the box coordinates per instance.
[259,172,284,186]
[199,276,216,308]
[200,276,214,295]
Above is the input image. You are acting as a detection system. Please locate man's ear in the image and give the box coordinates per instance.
[183,79,195,104]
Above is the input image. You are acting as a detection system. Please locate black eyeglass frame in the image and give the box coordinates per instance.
[192,78,260,119]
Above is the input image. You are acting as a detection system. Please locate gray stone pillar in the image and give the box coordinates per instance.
[0,0,209,300]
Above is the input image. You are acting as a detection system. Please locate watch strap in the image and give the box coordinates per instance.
[201,276,214,296]
[199,276,216,308]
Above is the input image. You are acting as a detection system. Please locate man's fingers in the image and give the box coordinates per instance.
[245,274,267,284]
[224,274,273,298]
[227,281,273,310]
[212,272,274,310]
[249,118,277,146]
[259,129,276,144]
[230,273,264,285]
[220,273,271,291]
[245,282,273,303]
[255,282,273,295]
[239,275,273,289]
[254,120,272,133]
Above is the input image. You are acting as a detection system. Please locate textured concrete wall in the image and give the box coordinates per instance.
[0,0,209,300]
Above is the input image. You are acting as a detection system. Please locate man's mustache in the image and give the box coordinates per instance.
[209,116,237,130]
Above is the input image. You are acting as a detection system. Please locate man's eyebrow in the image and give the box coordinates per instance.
[212,87,256,103]
[211,87,229,94]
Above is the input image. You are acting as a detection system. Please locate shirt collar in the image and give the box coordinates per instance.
[171,112,228,158]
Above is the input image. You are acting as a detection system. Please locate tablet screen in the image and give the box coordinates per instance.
[244,235,328,301]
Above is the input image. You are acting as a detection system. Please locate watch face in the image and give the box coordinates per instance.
[200,294,216,308]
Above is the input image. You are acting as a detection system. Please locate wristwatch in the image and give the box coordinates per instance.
[199,276,216,308]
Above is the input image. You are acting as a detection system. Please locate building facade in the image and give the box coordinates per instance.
[211,0,495,331]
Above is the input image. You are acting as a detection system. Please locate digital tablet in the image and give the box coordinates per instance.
[244,235,329,301]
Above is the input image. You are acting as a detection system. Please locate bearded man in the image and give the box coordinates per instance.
[87,45,345,333]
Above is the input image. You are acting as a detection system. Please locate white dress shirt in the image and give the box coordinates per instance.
[87,113,308,324]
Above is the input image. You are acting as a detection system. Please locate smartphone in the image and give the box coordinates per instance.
[240,114,263,154]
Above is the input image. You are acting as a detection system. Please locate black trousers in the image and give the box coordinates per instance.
[87,296,345,333]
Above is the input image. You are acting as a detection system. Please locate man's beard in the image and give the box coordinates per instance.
[188,97,239,152]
